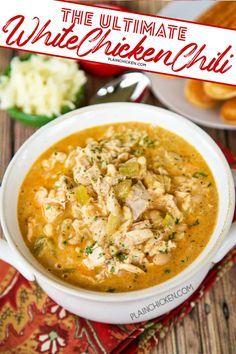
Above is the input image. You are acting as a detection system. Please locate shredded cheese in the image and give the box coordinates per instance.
[0,55,87,116]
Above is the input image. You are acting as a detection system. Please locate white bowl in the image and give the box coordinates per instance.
[0,103,235,324]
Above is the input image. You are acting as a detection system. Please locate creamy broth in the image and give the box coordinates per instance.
[18,123,218,292]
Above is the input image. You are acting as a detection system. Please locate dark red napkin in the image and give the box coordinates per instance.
[0,143,235,354]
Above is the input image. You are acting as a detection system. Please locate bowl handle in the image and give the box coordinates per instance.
[231,168,236,185]
[212,222,236,263]
[0,238,35,281]
[213,168,236,263]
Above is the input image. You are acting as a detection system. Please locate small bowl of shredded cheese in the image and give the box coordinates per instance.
[0,54,87,126]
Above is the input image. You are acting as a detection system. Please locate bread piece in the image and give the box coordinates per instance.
[220,97,236,124]
[196,2,236,29]
[203,83,236,100]
[185,79,217,108]
[184,2,236,121]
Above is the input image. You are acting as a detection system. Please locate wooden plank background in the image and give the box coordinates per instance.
[0,1,235,353]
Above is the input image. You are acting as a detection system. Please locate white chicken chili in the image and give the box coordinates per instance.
[18,123,218,292]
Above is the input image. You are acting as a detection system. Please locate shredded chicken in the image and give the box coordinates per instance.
[42,152,67,171]
[83,246,105,269]
[30,127,211,281]
[126,181,150,220]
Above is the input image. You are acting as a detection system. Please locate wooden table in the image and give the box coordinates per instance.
[0,1,235,353]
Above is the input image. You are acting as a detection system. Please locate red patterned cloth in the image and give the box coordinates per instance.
[0,144,235,354]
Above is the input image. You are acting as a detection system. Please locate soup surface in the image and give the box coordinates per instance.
[18,123,218,292]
